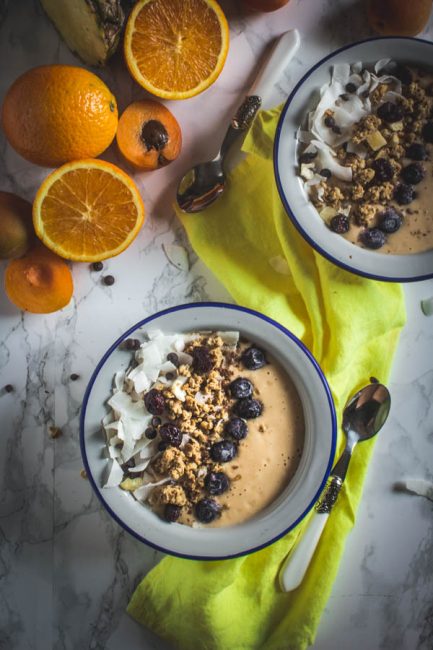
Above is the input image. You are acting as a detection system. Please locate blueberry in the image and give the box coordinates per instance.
[359,228,386,250]
[234,398,263,419]
[371,158,394,182]
[192,346,214,374]
[241,346,266,370]
[324,115,335,128]
[345,82,357,93]
[204,471,230,496]
[329,214,350,234]
[377,208,402,234]
[401,162,425,185]
[224,417,248,440]
[210,440,238,463]
[159,423,182,447]
[151,416,161,426]
[406,143,428,161]
[195,498,221,523]
[145,426,157,439]
[377,101,404,123]
[319,168,332,178]
[164,504,181,523]
[394,183,416,205]
[229,377,253,399]
[144,388,165,415]
[422,121,433,143]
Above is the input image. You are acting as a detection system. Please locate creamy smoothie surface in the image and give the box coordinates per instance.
[102,330,305,527]
[297,60,433,254]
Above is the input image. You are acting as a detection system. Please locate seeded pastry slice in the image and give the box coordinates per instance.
[40,0,124,66]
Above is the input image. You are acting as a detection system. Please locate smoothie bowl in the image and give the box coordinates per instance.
[274,37,433,282]
[80,303,336,559]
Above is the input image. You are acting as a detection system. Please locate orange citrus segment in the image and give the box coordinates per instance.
[124,0,229,99]
[33,160,145,262]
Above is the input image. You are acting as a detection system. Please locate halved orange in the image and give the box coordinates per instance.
[33,160,145,262]
[124,0,229,100]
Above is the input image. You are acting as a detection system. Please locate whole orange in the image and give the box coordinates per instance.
[1,65,118,167]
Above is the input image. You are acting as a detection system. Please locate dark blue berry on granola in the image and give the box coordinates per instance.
[394,183,415,205]
[234,398,263,419]
[229,377,253,399]
[210,440,238,463]
[224,416,248,440]
[377,208,402,234]
[204,471,230,496]
[195,498,221,523]
[359,228,386,250]
[401,163,425,185]
[406,143,428,161]
[241,346,266,370]
[192,346,214,374]
[164,504,181,522]
[329,214,350,234]
[159,423,182,447]
[377,101,404,123]
[371,158,394,182]
[144,388,165,415]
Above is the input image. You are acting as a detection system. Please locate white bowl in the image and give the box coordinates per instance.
[274,37,433,282]
[80,302,336,559]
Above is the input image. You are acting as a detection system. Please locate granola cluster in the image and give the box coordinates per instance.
[301,64,433,249]
[119,334,267,525]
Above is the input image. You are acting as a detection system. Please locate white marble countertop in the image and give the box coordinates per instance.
[1,1,433,649]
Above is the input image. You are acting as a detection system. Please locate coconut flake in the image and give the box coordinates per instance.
[311,140,353,182]
[217,331,239,347]
[172,375,188,401]
[102,459,124,488]
[269,255,291,276]
[162,243,189,272]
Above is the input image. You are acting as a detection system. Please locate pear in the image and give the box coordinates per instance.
[0,191,33,259]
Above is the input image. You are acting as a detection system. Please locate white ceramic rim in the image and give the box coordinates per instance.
[80,302,337,560]
[274,36,433,283]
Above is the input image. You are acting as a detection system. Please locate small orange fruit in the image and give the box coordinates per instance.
[33,159,145,262]
[124,0,229,100]
[367,0,431,36]
[1,65,118,167]
[5,243,73,313]
[116,100,182,170]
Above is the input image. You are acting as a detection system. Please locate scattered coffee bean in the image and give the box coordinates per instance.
[70,373,80,381]
[4,384,14,393]
[91,261,103,271]
[103,275,115,286]
[80,469,88,479]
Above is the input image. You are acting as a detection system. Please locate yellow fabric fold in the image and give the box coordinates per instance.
[127,106,406,650]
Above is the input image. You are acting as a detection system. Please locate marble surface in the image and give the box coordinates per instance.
[0,1,432,649]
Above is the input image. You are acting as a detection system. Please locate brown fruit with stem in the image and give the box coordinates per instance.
[367,0,432,36]
[116,100,182,171]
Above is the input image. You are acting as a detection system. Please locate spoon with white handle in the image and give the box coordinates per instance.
[176,29,301,213]
[279,382,391,592]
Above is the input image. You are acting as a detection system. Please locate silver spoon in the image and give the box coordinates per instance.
[176,29,301,213]
[279,382,391,592]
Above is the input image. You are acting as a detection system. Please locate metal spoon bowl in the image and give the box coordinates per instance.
[279,382,391,592]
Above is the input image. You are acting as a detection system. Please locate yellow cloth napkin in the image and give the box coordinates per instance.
[127,106,406,650]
